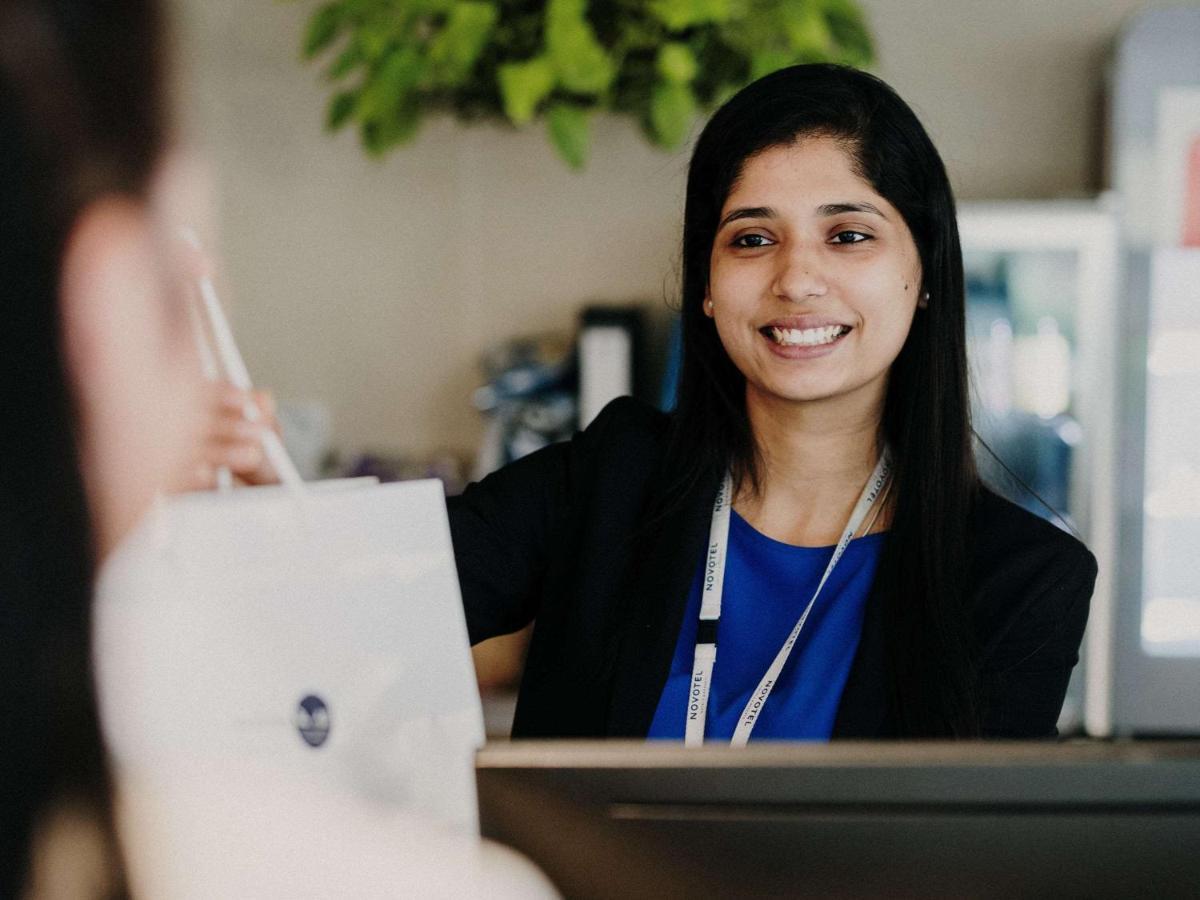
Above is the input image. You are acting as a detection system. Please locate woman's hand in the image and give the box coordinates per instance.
[173,382,282,491]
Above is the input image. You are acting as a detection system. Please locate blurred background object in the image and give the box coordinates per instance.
[957,200,1120,737]
[578,305,643,426]
[276,398,335,480]
[1106,5,1200,737]
[471,331,577,476]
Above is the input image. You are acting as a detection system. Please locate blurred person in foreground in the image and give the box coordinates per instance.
[0,4,555,897]
[0,0,210,894]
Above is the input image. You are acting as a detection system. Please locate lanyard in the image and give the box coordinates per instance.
[684,448,892,747]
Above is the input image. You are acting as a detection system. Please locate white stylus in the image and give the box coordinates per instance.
[181,228,304,491]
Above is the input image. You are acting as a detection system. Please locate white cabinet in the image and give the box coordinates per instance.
[958,200,1121,735]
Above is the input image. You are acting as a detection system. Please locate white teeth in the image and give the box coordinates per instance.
[769,325,847,347]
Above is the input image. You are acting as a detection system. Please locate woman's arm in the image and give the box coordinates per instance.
[976,545,1097,738]
[447,439,574,646]
[447,396,649,646]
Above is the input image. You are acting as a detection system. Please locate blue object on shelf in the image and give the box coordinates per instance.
[659,315,682,412]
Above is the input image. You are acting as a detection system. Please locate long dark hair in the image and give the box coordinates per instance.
[0,0,167,892]
[667,64,980,736]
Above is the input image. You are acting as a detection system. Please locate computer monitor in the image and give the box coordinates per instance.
[476,740,1200,898]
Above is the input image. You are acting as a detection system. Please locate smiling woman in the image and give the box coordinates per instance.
[216,63,1097,744]
[441,63,1097,744]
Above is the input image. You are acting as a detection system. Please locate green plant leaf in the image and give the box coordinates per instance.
[303,2,344,58]
[497,56,557,125]
[427,1,500,87]
[356,46,424,121]
[782,1,833,57]
[656,43,699,84]
[822,0,874,66]
[545,0,616,95]
[360,95,422,156]
[326,89,359,130]
[649,81,697,149]
[711,82,741,107]
[326,41,364,80]
[546,102,591,169]
[545,0,586,21]
[405,0,457,13]
[357,26,391,63]
[750,48,794,80]
[717,2,801,58]
[295,0,877,166]
[647,0,732,31]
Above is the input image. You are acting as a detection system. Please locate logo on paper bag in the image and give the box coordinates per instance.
[295,694,330,748]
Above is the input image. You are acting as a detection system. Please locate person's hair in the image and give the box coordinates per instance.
[666,63,981,736]
[0,0,167,892]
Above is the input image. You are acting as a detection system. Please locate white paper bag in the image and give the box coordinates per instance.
[94,476,485,834]
[91,232,506,895]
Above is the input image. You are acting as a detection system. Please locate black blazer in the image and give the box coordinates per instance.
[448,397,1097,740]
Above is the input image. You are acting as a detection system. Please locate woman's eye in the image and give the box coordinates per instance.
[732,233,773,248]
[830,230,871,244]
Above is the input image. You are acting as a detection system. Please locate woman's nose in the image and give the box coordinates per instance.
[771,242,829,302]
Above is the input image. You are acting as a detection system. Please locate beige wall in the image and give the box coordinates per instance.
[171,0,1179,460]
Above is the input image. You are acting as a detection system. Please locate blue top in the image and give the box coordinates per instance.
[648,511,885,742]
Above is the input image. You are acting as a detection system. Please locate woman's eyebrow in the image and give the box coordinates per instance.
[818,201,888,219]
[717,206,776,230]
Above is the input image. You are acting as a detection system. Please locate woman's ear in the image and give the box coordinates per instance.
[703,293,714,317]
[918,289,930,309]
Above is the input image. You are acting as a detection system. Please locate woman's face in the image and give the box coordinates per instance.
[706,136,923,417]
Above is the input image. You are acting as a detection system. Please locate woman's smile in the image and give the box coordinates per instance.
[759,314,854,358]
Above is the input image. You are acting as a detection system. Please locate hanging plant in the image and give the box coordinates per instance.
[290,0,874,169]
